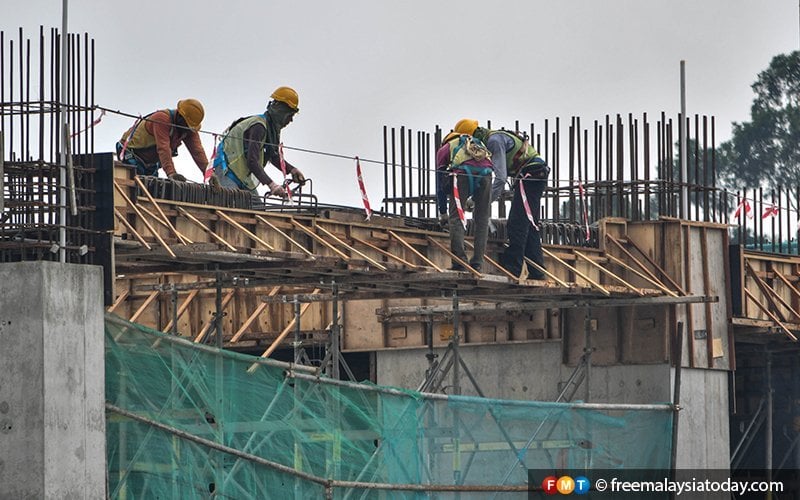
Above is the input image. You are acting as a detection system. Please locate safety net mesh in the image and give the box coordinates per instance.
[105,313,673,499]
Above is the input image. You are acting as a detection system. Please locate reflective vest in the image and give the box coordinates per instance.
[486,130,540,176]
[219,114,277,191]
[120,109,177,149]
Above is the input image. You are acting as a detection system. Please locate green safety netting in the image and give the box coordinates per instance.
[105,313,673,499]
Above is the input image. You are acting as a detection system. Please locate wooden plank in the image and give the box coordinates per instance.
[230,287,281,343]
[575,250,642,295]
[745,259,799,322]
[542,247,610,296]
[193,290,235,343]
[744,287,798,341]
[388,230,443,272]
[774,270,800,303]
[215,210,274,251]
[113,181,177,258]
[607,234,685,294]
[176,207,238,252]
[524,257,570,286]
[351,235,418,268]
[134,175,189,245]
[162,289,199,333]
[249,288,322,369]
[129,290,159,323]
[426,236,480,277]
[114,208,152,250]
[107,290,130,313]
[316,225,387,270]
[255,215,315,257]
[684,224,695,367]
[290,219,351,260]
[700,227,715,367]
[605,253,678,297]
[138,204,194,244]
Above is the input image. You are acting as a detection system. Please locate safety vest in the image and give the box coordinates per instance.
[219,114,278,191]
[120,109,177,149]
[486,130,539,176]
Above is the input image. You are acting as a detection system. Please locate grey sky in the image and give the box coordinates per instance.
[3,0,798,206]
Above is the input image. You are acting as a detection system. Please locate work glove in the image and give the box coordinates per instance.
[169,173,187,182]
[290,168,306,186]
[438,213,449,229]
[208,175,221,189]
[465,196,475,211]
[268,181,288,198]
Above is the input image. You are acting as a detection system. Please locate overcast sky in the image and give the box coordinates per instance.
[3,0,798,207]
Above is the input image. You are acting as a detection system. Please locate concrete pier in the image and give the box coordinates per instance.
[0,261,105,499]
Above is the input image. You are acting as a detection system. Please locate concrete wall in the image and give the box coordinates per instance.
[377,345,730,470]
[0,262,105,499]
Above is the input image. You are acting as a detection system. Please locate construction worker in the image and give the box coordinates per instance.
[472,125,550,279]
[212,86,306,201]
[435,118,493,272]
[116,98,209,181]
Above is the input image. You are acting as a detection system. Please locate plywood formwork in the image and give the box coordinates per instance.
[107,164,724,370]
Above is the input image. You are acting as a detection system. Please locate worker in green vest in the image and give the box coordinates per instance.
[212,86,306,201]
[473,126,550,279]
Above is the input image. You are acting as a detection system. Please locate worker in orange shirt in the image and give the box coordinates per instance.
[116,98,209,182]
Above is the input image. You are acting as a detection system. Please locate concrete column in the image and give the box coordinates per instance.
[0,261,105,499]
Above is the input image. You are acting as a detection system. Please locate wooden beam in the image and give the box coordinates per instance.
[426,236,480,277]
[176,207,238,252]
[388,230,443,272]
[134,175,189,245]
[745,259,799,322]
[255,215,315,257]
[114,181,176,258]
[249,288,322,370]
[138,204,194,244]
[162,289,199,333]
[193,290,235,343]
[542,247,610,296]
[230,287,281,343]
[107,290,130,313]
[744,287,798,342]
[605,252,678,297]
[290,219,351,260]
[215,210,274,251]
[609,234,685,294]
[523,257,570,287]
[462,240,520,281]
[114,208,152,250]
[575,250,642,295]
[129,290,159,323]
[700,227,715,367]
[316,225,387,270]
[351,235,418,268]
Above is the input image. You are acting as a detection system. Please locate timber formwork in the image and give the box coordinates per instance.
[108,161,723,368]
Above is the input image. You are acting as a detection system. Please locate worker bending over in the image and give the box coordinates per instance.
[116,98,209,182]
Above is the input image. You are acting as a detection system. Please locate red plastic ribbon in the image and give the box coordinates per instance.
[733,199,753,219]
[70,109,106,138]
[355,156,372,220]
[204,134,218,183]
[117,116,142,161]
[762,205,779,219]
[518,174,539,231]
[452,172,467,230]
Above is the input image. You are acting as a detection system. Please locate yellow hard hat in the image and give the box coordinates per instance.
[177,98,204,130]
[454,118,479,136]
[270,86,299,111]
